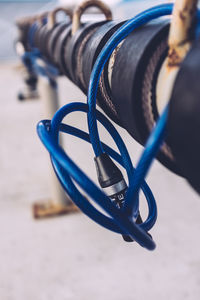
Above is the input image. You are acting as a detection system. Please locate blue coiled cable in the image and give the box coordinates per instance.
[37,102,157,249]
[37,4,174,250]
[87,3,173,215]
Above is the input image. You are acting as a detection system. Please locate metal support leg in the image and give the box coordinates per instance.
[33,76,79,218]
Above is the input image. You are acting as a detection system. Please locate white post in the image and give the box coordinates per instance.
[33,76,78,218]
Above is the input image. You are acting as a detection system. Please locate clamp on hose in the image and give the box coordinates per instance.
[71,0,112,36]
[47,7,73,30]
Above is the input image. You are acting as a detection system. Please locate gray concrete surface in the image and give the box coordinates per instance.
[1,1,200,299]
[1,61,200,300]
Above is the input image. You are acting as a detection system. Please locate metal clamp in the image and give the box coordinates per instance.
[47,7,73,30]
[71,0,112,36]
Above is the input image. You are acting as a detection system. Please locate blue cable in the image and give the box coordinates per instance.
[37,102,156,249]
[86,4,173,234]
[87,3,173,156]
[87,3,200,218]
[37,4,175,250]
[50,103,157,234]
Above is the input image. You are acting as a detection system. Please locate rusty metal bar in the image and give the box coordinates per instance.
[47,7,73,30]
[71,0,112,36]
[156,0,198,114]
[169,0,197,45]
[168,0,198,67]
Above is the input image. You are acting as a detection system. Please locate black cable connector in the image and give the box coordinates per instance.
[94,153,134,242]
[94,153,151,242]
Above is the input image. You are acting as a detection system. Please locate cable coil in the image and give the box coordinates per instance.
[37,4,175,250]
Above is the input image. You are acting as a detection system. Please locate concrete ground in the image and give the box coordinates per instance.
[1,61,200,300]
[1,1,200,299]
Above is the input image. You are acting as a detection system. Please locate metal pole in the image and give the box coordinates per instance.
[33,76,78,218]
